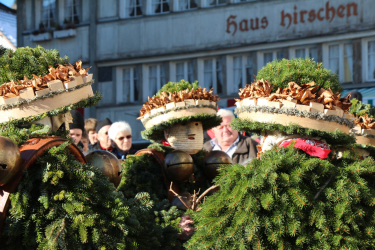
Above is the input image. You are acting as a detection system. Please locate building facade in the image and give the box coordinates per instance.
[0,3,17,50]
[17,0,375,144]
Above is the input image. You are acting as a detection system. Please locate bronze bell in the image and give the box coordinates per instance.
[164,150,194,182]
[86,151,122,187]
[0,136,22,186]
[203,151,232,180]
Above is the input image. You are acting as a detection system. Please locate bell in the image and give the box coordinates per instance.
[164,150,194,182]
[203,151,232,180]
[86,151,122,187]
[0,136,22,186]
[170,192,192,210]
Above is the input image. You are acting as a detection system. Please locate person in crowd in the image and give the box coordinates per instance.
[203,109,258,164]
[81,132,89,154]
[69,110,85,148]
[108,121,137,159]
[84,118,98,149]
[91,118,113,152]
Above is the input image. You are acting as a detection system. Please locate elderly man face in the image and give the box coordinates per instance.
[97,125,112,149]
[212,116,239,149]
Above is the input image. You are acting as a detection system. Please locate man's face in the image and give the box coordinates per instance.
[97,125,112,149]
[88,130,98,145]
[213,116,239,145]
[70,128,82,145]
[164,121,203,155]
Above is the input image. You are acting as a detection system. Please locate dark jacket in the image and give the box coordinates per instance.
[203,134,258,164]
[90,142,114,153]
[112,148,137,160]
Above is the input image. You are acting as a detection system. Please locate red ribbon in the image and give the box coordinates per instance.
[280,138,331,159]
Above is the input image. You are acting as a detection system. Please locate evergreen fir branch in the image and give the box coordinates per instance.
[256,58,343,94]
[231,118,355,146]
[0,45,69,84]
[186,146,375,249]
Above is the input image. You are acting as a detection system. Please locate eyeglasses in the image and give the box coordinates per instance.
[117,135,132,140]
[216,124,232,130]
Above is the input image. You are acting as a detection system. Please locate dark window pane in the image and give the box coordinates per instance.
[98,67,112,82]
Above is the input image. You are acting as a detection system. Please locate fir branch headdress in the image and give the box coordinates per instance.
[233,58,355,145]
[139,80,221,141]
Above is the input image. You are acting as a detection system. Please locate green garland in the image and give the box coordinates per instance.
[235,105,354,128]
[231,118,355,145]
[141,113,222,141]
[0,80,95,110]
[0,92,102,127]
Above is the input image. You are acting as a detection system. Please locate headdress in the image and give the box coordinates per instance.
[232,58,355,146]
[138,80,221,141]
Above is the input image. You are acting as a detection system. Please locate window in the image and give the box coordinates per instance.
[208,0,226,6]
[41,0,56,28]
[117,67,139,103]
[233,56,243,91]
[260,50,284,67]
[228,54,255,93]
[126,0,143,17]
[64,0,80,24]
[368,41,375,81]
[175,61,194,82]
[152,0,169,14]
[202,58,223,93]
[177,0,197,11]
[325,43,353,83]
[292,46,318,61]
[148,64,166,96]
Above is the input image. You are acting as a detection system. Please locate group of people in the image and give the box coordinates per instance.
[68,107,259,163]
[68,110,136,159]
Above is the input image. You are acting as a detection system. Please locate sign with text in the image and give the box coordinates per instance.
[226,1,359,36]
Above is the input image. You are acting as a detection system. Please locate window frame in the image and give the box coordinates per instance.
[119,0,143,19]
[201,0,226,7]
[149,0,170,15]
[116,66,140,104]
[40,0,56,29]
[173,0,198,11]
[322,41,353,83]
[226,53,255,94]
[64,0,81,24]
[170,60,194,83]
[362,37,375,82]
[289,45,318,61]
[256,50,285,70]
[145,63,166,97]
[197,57,223,94]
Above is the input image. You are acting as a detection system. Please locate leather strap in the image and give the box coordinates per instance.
[135,148,179,201]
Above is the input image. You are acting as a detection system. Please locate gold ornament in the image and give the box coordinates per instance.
[203,151,232,180]
[0,136,22,186]
[86,151,122,187]
[164,150,194,182]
